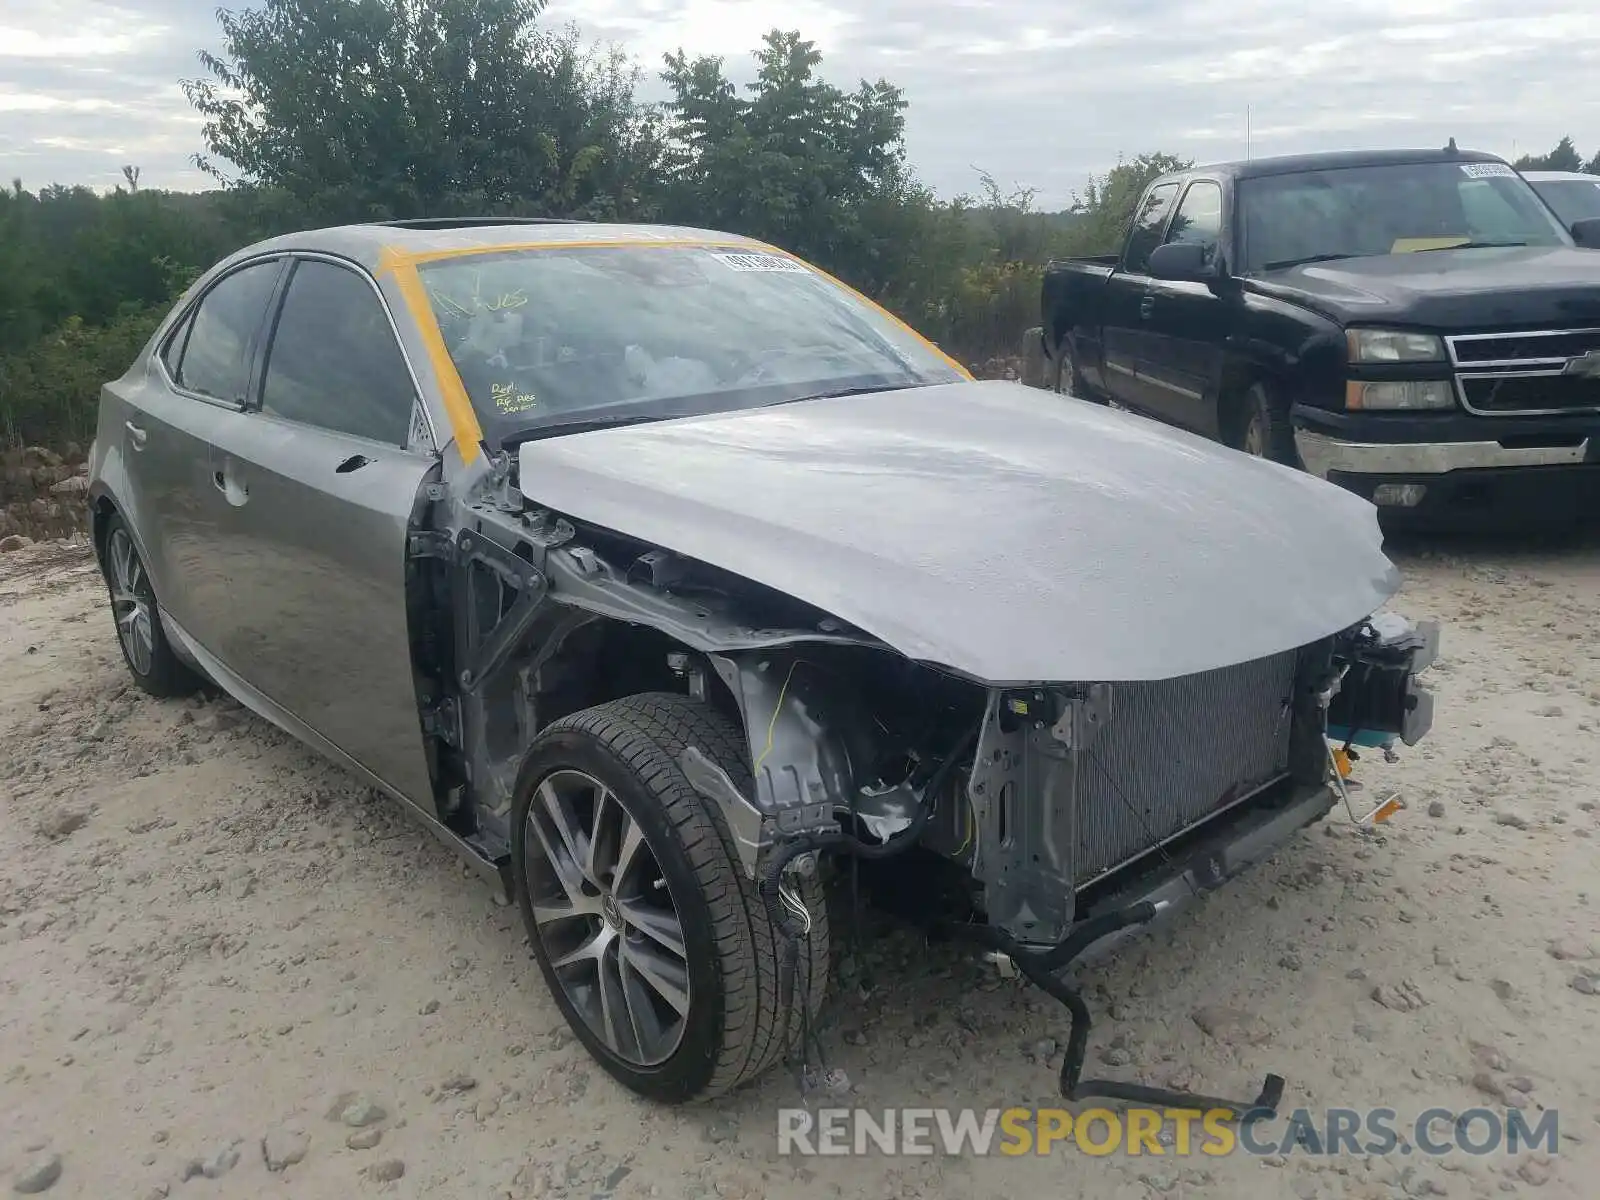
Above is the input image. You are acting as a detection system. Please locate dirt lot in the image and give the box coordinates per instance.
[2,532,1598,1199]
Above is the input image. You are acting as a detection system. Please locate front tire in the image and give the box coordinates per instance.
[1232,380,1298,466]
[101,514,199,698]
[510,693,829,1102]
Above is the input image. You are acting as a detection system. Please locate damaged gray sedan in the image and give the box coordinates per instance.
[87,220,1437,1110]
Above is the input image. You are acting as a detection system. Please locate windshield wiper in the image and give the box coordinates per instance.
[1260,252,1362,271]
[1409,241,1527,252]
[503,413,665,445]
[763,382,932,408]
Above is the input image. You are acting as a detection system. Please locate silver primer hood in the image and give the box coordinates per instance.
[517,380,1399,683]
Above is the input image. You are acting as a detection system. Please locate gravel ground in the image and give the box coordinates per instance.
[1,532,1597,1199]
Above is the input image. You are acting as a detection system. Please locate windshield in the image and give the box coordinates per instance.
[1237,160,1571,273]
[1530,177,1600,227]
[416,243,965,444]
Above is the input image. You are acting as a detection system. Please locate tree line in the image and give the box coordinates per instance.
[1,0,1176,448]
[13,0,1586,450]
[1512,136,1600,174]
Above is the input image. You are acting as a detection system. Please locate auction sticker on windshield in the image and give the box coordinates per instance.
[716,252,812,273]
[1460,162,1516,178]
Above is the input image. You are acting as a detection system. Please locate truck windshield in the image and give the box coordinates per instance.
[416,243,965,446]
[1529,177,1600,227]
[1237,161,1571,273]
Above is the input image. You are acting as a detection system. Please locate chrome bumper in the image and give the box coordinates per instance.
[1295,430,1590,478]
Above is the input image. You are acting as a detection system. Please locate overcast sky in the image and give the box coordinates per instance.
[4,0,1599,208]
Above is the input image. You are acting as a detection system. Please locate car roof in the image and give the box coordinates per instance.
[233,220,767,272]
[1161,147,1507,185]
[1521,170,1597,182]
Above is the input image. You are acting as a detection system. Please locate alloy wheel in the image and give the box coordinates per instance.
[107,527,156,676]
[523,769,691,1066]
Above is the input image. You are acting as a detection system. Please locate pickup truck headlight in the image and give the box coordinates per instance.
[1346,329,1446,363]
[1345,380,1456,411]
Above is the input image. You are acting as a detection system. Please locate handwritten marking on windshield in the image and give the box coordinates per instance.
[491,382,539,414]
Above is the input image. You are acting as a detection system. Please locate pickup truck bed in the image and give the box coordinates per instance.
[1040,257,1117,400]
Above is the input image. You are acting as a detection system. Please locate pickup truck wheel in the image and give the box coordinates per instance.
[1051,334,1095,401]
[510,692,829,1103]
[1236,381,1298,466]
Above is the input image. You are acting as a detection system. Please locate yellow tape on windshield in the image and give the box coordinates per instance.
[376,236,972,457]
[386,237,758,268]
[380,248,485,463]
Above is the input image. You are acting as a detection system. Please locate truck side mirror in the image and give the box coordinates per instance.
[1572,218,1600,248]
[1147,241,1216,282]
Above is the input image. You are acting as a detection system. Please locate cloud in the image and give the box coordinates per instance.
[3,0,1600,203]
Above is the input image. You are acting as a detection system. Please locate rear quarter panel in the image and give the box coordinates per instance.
[88,344,168,577]
[87,256,255,579]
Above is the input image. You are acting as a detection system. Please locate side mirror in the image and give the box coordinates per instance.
[1147,241,1218,282]
[1571,217,1600,248]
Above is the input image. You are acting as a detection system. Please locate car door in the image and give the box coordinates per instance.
[119,257,287,657]
[1140,180,1228,434]
[205,254,441,808]
[1102,182,1181,412]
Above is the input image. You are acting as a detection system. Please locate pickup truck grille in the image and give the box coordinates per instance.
[1074,649,1298,887]
[1459,374,1600,414]
[1447,327,1600,415]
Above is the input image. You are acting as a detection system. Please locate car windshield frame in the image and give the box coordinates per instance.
[1236,160,1573,275]
[409,241,967,448]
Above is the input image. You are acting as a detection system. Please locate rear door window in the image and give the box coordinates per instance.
[175,261,282,404]
[259,259,416,446]
[1123,183,1181,274]
[159,310,195,379]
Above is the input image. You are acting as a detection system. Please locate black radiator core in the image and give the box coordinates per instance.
[1073,649,1299,886]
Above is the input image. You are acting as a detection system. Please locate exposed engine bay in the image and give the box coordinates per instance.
[402,447,1437,1116]
[395,371,1440,1118]
[410,486,1436,935]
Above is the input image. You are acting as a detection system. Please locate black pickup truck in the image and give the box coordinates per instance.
[1039,147,1600,519]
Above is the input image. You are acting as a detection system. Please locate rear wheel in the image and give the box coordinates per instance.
[101,514,199,698]
[1051,333,1117,407]
[1051,333,1094,401]
[510,692,828,1102]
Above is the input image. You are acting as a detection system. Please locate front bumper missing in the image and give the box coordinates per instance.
[948,779,1336,1120]
[1295,429,1590,478]
[1067,779,1339,965]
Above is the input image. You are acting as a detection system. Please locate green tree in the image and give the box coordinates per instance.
[1513,136,1584,173]
[658,30,913,290]
[1058,152,1193,257]
[182,0,663,219]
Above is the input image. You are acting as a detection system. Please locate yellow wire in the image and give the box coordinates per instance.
[752,660,801,775]
[952,792,974,856]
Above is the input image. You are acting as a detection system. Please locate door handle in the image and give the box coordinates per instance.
[1140,295,1156,320]
[125,420,148,449]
